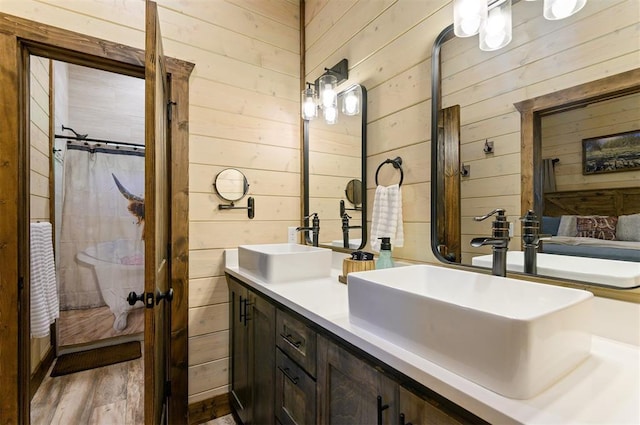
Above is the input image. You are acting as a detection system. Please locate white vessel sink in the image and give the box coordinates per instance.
[347,265,593,399]
[472,251,640,288]
[238,243,332,283]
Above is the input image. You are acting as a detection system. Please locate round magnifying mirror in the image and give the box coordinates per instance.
[214,168,249,202]
[345,179,362,206]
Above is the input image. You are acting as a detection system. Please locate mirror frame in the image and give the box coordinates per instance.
[213,168,250,202]
[430,23,640,298]
[303,84,368,251]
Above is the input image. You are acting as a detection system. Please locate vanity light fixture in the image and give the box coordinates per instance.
[454,0,587,51]
[301,59,358,125]
[301,83,318,121]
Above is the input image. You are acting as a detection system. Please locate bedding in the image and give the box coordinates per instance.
[541,214,640,262]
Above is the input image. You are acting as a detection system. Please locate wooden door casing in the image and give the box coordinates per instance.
[0,9,193,425]
[144,1,171,423]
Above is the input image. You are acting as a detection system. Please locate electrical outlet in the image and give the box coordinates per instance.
[288,226,297,243]
[509,221,514,237]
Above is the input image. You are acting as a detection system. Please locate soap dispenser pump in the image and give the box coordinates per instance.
[376,237,394,269]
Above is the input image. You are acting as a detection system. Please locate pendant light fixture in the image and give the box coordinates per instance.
[479,0,512,51]
[454,0,588,51]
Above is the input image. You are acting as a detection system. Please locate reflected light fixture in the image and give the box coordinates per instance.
[454,0,588,51]
[342,85,362,116]
[301,59,360,125]
[301,82,317,120]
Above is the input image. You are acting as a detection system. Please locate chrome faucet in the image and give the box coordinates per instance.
[470,209,510,277]
[297,213,320,247]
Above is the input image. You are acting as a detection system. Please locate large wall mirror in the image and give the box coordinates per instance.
[430,0,640,292]
[304,84,367,250]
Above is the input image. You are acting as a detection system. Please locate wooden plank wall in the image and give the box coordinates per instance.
[29,56,51,375]
[438,0,639,264]
[0,0,300,405]
[541,92,640,192]
[306,0,450,263]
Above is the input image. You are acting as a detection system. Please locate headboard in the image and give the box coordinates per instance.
[544,187,640,217]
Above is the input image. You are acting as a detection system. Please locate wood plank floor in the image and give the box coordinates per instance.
[31,354,143,424]
[58,306,144,347]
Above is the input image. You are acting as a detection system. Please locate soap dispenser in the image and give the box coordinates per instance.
[376,237,394,269]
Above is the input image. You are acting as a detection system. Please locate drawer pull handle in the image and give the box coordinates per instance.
[377,395,389,425]
[280,333,302,349]
[399,413,413,425]
[278,366,299,385]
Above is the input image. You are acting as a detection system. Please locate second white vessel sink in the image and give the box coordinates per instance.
[238,243,332,283]
[347,265,593,399]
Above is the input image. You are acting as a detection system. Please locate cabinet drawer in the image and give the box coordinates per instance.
[275,348,316,425]
[276,309,317,377]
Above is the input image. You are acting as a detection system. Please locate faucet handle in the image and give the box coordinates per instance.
[473,208,506,222]
[304,212,318,220]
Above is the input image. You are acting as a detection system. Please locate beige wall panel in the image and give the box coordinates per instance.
[158,9,299,77]
[461,133,520,163]
[30,146,49,178]
[308,151,360,177]
[189,249,225,280]
[189,304,229,337]
[188,331,229,367]
[188,358,229,395]
[367,60,431,123]
[226,0,299,28]
[190,164,300,197]
[190,194,299,222]
[190,221,295,250]
[189,276,229,308]
[190,107,299,149]
[305,0,355,49]
[305,0,330,24]
[30,170,49,199]
[189,136,300,172]
[461,195,521,218]
[463,153,521,180]
[366,101,430,157]
[190,78,299,125]
[461,174,521,199]
[367,142,430,189]
[158,0,299,53]
[305,0,395,73]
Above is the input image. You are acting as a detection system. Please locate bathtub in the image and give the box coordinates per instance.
[76,239,144,331]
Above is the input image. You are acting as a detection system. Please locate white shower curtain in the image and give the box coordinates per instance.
[59,141,144,309]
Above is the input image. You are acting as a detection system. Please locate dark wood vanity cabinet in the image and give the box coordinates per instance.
[317,334,398,425]
[227,274,484,425]
[228,277,275,425]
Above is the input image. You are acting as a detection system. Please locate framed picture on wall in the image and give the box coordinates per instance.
[582,130,640,175]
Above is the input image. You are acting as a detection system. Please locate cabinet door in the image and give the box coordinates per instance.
[317,335,398,425]
[275,348,316,425]
[398,386,464,425]
[228,278,251,424]
[249,291,276,425]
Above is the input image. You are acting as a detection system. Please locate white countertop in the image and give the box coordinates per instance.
[225,249,640,424]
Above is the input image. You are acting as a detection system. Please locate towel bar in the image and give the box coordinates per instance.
[375,157,403,186]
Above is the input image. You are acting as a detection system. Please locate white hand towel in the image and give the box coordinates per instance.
[370,184,404,252]
[29,222,59,338]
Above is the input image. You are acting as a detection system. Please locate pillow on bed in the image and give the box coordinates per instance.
[616,213,640,242]
[557,215,577,237]
[575,216,618,240]
[542,216,561,236]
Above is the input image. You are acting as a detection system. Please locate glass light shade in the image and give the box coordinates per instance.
[319,74,338,109]
[454,0,487,37]
[342,86,361,116]
[323,105,338,125]
[301,86,317,120]
[479,0,512,51]
[543,0,586,20]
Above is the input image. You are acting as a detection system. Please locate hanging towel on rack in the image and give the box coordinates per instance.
[370,184,404,252]
[30,222,59,338]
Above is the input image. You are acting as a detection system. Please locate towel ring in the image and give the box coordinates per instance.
[375,157,403,186]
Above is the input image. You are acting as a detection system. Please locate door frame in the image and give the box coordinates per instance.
[0,12,193,424]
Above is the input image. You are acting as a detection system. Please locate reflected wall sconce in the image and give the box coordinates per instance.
[453,0,587,51]
[301,59,362,124]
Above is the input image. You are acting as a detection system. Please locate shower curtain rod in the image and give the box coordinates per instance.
[54,134,144,148]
